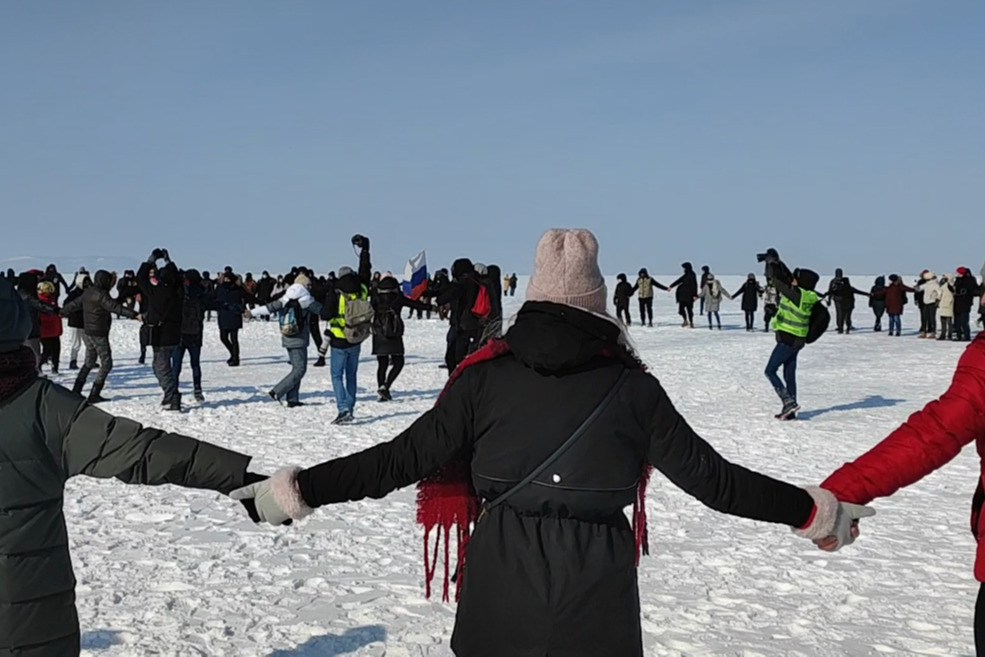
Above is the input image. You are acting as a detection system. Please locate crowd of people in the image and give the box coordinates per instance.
[3,233,985,657]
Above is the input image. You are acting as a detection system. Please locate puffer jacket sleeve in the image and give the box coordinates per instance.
[296,367,475,507]
[42,384,252,493]
[823,335,985,504]
[643,375,814,527]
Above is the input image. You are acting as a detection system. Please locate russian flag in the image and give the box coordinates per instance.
[401,251,429,300]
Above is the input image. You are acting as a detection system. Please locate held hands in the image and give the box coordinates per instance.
[230,467,313,526]
[794,487,875,552]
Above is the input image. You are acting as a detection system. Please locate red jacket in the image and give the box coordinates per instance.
[822,334,985,579]
[883,282,914,316]
[38,293,63,339]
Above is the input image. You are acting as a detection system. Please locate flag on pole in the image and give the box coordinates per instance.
[402,250,429,300]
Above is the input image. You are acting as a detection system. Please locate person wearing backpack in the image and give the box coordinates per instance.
[762,254,821,420]
[171,269,215,403]
[250,272,325,408]
[230,230,859,657]
[371,275,435,401]
[315,235,373,424]
[821,269,869,334]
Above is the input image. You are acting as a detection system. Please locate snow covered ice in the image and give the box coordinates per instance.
[68,277,978,656]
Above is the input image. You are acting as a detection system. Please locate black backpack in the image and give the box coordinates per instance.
[377,306,404,340]
[806,303,830,344]
[181,293,203,336]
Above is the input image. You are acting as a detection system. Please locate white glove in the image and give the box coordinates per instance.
[230,466,313,526]
[794,487,876,551]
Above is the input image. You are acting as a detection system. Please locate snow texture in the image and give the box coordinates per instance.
[62,277,978,656]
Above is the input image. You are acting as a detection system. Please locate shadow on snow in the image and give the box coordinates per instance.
[266,625,386,656]
[798,395,906,421]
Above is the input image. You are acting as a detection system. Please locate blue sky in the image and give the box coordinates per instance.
[2,1,983,276]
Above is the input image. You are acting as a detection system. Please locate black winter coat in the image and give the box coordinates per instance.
[733,280,763,312]
[255,276,275,304]
[955,274,980,315]
[669,267,698,305]
[371,278,431,356]
[216,283,251,331]
[295,302,814,657]
[64,288,86,329]
[825,277,867,309]
[60,271,136,337]
[437,259,483,333]
[137,261,184,347]
[614,280,635,306]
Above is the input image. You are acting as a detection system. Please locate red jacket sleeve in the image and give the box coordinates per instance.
[822,336,985,504]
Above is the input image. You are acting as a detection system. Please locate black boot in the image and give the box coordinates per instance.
[88,381,108,404]
[314,356,326,368]
[167,392,181,412]
[69,360,78,370]
[194,389,205,402]
[72,373,87,395]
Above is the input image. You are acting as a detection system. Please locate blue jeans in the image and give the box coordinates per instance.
[888,314,902,334]
[956,312,972,340]
[765,342,801,403]
[331,344,361,414]
[171,341,202,391]
[707,312,721,328]
[273,347,308,404]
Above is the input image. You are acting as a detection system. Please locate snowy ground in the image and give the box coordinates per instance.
[64,280,981,656]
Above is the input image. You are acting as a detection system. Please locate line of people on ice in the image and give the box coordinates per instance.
[10,232,985,657]
[610,262,985,339]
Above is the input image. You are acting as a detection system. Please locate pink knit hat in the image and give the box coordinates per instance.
[526,229,607,314]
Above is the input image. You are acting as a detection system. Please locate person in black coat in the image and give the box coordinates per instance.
[731,273,764,331]
[613,273,635,325]
[371,275,434,400]
[137,249,184,411]
[171,269,217,402]
[436,258,484,373]
[668,262,699,328]
[255,271,275,319]
[232,229,856,657]
[215,272,254,366]
[821,268,869,334]
[954,267,980,342]
[15,271,47,367]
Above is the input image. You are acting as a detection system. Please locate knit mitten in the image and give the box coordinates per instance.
[794,487,876,550]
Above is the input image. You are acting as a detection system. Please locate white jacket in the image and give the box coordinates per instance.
[916,276,941,305]
[939,276,955,317]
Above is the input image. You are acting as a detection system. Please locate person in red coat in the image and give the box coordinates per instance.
[37,280,64,374]
[882,274,915,337]
[821,334,985,651]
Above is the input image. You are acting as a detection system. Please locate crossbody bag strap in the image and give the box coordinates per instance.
[486,368,631,511]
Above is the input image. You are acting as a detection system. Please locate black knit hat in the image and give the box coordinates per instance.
[0,275,32,353]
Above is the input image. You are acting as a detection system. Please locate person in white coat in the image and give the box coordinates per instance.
[938,273,956,340]
[700,274,731,330]
[915,271,941,339]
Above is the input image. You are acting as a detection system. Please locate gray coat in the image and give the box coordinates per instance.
[0,378,252,657]
[263,297,324,350]
[700,279,731,314]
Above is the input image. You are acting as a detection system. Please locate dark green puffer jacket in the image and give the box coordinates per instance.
[0,377,252,657]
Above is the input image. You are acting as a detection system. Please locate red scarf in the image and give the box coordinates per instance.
[0,346,39,403]
[415,339,653,602]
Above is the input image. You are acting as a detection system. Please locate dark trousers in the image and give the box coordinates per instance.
[445,328,477,374]
[940,316,953,339]
[765,341,802,403]
[377,355,405,389]
[873,308,885,331]
[616,303,631,325]
[139,324,151,361]
[956,312,972,341]
[310,316,323,349]
[764,304,778,331]
[153,345,178,401]
[744,310,755,331]
[40,336,61,371]
[921,304,938,335]
[76,334,113,390]
[678,302,694,325]
[172,338,202,391]
[976,584,985,656]
[638,297,653,325]
[834,303,854,332]
[220,329,240,361]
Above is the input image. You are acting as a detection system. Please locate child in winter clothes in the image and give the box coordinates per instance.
[938,274,956,340]
[613,273,635,326]
[37,280,63,374]
[700,275,730,330]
